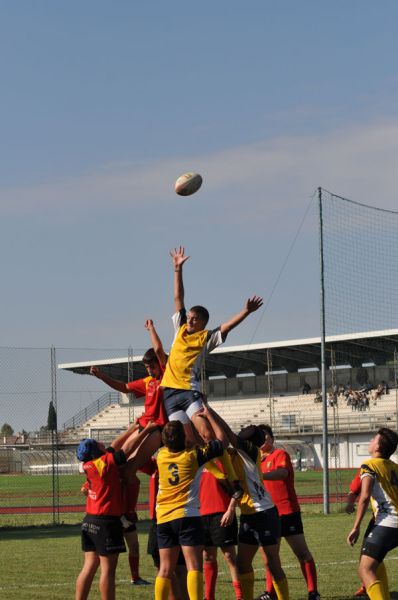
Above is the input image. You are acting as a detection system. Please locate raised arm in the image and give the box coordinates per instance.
[220,295,263,337]
[202,400,238,447]
[90,366,130,394]
[170,246,190,312]
[145,319,168,368]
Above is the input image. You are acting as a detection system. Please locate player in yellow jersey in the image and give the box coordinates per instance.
[160,246,262,499]
[204,403,289,600]
[347,427,398,600]
[155,418,229,600]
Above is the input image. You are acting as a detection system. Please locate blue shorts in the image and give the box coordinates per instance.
[239,507,281,547]
[163,388,204,423]
[157,516,205,548]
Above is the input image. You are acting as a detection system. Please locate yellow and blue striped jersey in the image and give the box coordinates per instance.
[360,457,398,527]
[161,310,224,391]
[156,440,224,524]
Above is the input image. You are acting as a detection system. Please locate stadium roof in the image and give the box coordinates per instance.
[58,328,398,381]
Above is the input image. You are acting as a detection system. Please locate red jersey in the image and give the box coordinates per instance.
[261,447,300,516]
[139,458,158,520]
[127,375,167,428]
[200,466,231,516]
[349,470,362,496]
[83,449,126,516]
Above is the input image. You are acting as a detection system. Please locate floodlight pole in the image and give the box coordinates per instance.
[318,187,330,514]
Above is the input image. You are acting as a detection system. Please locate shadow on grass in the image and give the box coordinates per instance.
[0,518,153,541]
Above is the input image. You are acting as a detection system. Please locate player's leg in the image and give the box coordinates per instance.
[220,545,243,600]
[203,545,218,600]
[124,528,150,585]
[257,508,288,600]
[237,542,258,600]
[98,553,119,600]
[359,524,397,599]
[75,551,100,600]
[124,429,162,474]
[283,514,319,598]
[181,545,204,600]
[258,546,278,599]
[156,547,180,599]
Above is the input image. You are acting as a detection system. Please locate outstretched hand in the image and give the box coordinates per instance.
[144,319,154,331]
[90,366,100,377]
[347,527,359,546]
[245,295,263,313]
[170,246,190,269]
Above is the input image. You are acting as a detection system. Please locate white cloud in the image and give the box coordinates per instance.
[1,118,398,218]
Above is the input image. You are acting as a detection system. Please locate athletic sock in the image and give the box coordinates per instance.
[366,580,385,600]
[232,579,243,600]
[155,576,171,600]
[273,576,289,600]
[129,554,139,581]
[376,563,390,600]
[187,570,203,600]
[300,558,317,592]
[266,566,276,594]
[204,560,218,600]
[239,571,254,600]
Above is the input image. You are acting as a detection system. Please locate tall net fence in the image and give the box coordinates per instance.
[320,189,398,502]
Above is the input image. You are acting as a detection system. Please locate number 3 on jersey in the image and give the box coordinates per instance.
[168,463,180,486]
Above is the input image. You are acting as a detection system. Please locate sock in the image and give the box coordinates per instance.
[232,580,243,600]
[366,580,385,600]
[300,558,317,592]
[129,554,139,581]
[204,561,218,600]
[376,563,390,600]
[266,566,275,594]
[219,451,239,482]
[155,576,171,600]
[273,576,289,600]
[187,570,203,600]
[239,571,254,600]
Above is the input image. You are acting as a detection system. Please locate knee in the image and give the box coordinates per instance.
[222,551,235,566]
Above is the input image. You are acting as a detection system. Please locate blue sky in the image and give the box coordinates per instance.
[1,0,398,357]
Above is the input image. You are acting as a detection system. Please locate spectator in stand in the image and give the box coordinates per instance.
[258,425,320,600]
[200,460,242,600]
[75,421,157,600]
[302,382,311,395]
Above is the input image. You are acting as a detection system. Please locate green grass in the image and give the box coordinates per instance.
[1,514,397,599]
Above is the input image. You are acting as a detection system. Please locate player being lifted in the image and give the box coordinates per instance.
[90,319,167,472]
[160,246,263,498]
[347,427,398,600]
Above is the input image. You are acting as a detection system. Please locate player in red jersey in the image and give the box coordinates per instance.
[200,461,242,600]
[257,425,320,600]
[76,421,156,600]
[90,319,168,471]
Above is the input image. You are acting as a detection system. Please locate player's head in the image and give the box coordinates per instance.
[76,438,105,463]
[186,305,209,333]
[258,424,274,452]
[238,424,265,448]
[143,348,163,379]
[161,420,186,451]
[371,427,398,458]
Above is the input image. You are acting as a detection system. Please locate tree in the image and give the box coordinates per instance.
[47,401,57,431]
[1,423,14,436]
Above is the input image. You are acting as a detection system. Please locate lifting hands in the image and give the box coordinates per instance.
[170,246,190,270]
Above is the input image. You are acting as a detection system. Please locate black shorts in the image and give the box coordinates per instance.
[239,507,281,547]
[163,388,204,422]
[280,511,304,538]
[202,512,238,548]
[361,524,398,562]
[157,516,205,549]
[148,519,186,568]
[81,514,126,556]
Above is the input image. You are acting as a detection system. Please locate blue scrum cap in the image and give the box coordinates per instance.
[76,438,101,462]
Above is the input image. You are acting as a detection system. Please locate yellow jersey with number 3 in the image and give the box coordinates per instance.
[156,440,224,524]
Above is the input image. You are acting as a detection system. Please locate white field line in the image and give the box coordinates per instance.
[1,555,398,591]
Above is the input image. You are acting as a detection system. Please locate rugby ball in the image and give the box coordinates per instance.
[175,172,203,196]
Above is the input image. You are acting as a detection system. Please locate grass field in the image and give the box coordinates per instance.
[1,513,397,599]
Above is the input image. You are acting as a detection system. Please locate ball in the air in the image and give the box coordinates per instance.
[174,172,203,196]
